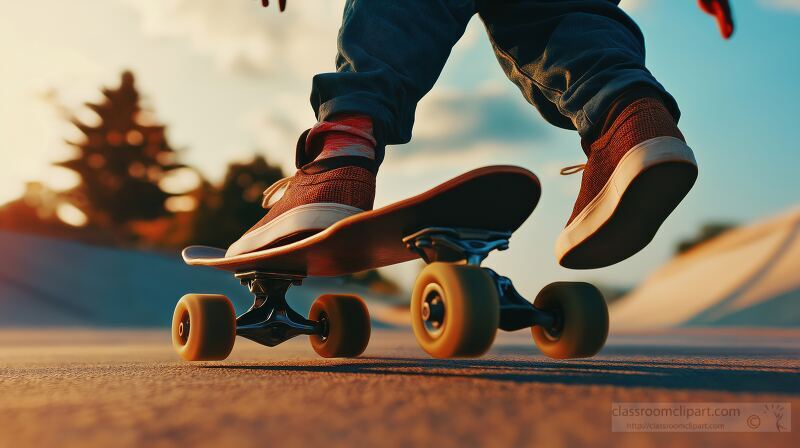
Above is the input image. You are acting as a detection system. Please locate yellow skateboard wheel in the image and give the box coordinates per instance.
[531,282,608,359]
[172,294,236,361]
[411,263,499,358]
[309,294,371,358]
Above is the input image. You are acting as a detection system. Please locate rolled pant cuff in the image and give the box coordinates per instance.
[576,73,681,139]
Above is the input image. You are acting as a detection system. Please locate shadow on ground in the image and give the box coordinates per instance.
[203,344,800,395]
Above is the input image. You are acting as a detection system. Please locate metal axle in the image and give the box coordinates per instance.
[234,271,324,347]
[484,268,560,332]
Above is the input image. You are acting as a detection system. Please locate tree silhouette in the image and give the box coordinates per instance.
[676,222,736,254]
[56,71,183,233]
[190,155,284,248]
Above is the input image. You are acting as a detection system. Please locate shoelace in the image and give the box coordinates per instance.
[560,164,586,175]
[261,176,293,209]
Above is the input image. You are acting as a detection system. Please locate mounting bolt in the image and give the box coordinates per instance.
[421,302,430,320]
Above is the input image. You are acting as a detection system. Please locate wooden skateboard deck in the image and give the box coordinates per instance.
[182,165,540,276]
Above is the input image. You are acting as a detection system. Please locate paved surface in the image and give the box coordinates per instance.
[0,328,797,447]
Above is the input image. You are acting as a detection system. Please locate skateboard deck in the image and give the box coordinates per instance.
[182,165,540,276]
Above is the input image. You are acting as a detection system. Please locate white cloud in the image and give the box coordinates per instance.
[411,83,549,150]
[761,0,800,11]
[386,141,520,174]
[118,0,345,77]
[242,80,552,172]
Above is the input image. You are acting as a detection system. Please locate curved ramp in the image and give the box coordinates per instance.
[611,208,800,329]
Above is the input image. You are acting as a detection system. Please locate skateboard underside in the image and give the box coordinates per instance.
[183,166,541,276]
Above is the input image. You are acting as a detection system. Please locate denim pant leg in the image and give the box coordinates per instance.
[311,0,476,160]
[477,0,680,138]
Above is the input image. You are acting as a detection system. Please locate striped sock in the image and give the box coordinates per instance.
[306,114,376,161]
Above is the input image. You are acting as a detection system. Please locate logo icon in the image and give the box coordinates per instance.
[746,414,761,430]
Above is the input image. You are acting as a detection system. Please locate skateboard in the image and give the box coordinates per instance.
[173,165,609,361]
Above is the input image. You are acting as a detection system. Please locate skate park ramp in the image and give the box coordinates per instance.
[612,208,800,329]
[0,231,402,328]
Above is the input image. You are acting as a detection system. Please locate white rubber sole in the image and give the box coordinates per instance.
[555,136,698,269]
[226,203,363,257]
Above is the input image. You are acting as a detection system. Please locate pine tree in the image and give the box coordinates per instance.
[56,71,183,232]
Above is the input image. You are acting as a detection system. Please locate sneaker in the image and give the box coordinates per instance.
[225,158,376,257]
[555,97,698,269]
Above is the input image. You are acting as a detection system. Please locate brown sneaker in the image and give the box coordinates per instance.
[555,97,698,269]
[226,159,376,257]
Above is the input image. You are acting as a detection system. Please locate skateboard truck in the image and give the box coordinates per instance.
[484,268,560,332]
[234,271,323,347]
[403,227,511,265]
[404,227,561,334]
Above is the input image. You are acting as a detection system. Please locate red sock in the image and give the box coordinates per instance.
[306,114,376,161]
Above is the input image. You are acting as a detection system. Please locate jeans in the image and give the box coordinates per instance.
[310,0,679,161]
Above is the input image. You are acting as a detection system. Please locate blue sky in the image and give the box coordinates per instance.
[1,0,798,294]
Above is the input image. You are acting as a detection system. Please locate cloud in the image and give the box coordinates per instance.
[361,82,557,194]
[407,83,550,153]
[761,0,800,11]
[118,0,345,77]
[243,82,553,175]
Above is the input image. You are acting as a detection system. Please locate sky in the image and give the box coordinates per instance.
[1,0,799,295]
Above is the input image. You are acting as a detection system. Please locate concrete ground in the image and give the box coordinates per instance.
[0,328,797,447]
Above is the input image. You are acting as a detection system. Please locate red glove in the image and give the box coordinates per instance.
[261,0,287,12]
[698,0,734,39]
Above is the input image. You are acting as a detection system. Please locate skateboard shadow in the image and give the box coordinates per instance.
[202,344,800,395]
